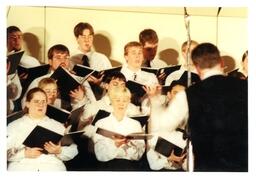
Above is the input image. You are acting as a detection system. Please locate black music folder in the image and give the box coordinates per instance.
[130,115,149,128]
[73,64,122,78]
[23,125,85,151]
[178,71,201,86]
[96,127,153,140]
[7,110,25,125]
[17,64,50,82]
[126,80,146,106]
[23,125,63,149]
[7,51,25,75]
[50,66,91,101]
[91,110,111,125]
[46,104,84,124]
[126,80,146,97]
[154,136,183,157]
[142,65,181,75]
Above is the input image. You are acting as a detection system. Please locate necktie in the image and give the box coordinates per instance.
[133,73,137,81]
[82,55,90,67]
[146,60,151,67]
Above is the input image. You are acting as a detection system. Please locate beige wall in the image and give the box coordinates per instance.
[7,6,247,71]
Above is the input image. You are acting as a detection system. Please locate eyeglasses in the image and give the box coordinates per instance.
[31,100,47,105]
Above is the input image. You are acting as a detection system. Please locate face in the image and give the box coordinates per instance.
[143,42,158,61]
[125,46,144,70]
[242,56,248,74]
[167,84,185,101]
[42,84,58,105]
[76,29,93,53]
[106,78,126,91]
[49,51,70,70]
[26,91,47,118]
[182,42,198,62]
[7,31,23,52]
[111,94,130,114]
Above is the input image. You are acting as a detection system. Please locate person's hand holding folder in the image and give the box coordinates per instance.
[24,147,44,158]
[43,141,62,155]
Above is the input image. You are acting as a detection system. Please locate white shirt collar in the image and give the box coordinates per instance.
[202,68,224,80]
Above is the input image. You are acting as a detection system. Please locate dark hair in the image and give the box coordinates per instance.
[26,87,47,102]
[24,87,47,113]
[139,29,158,46]
[124,41,143,55]
[242,50,248,62]
[191,43,221,69]
[7,26,21,35]
[74,22,94,38]
[104,71,126,84]
[47,44,70,59]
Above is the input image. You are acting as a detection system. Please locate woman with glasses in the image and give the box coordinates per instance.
[7,87,78,171]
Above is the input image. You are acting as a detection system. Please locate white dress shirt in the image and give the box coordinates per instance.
[120,64,158,86]
[150,58,167,68]
[7,115,78,171]
[70,49,112,71]
[92,113,145,162]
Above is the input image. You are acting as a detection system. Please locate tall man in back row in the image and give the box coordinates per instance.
[149,42,248,171]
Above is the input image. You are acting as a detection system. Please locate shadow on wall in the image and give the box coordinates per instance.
[159,48,179,66]
[23,32,42,63]
[158,37,179,65]
[221,55,236,73]
[93,32,122,67]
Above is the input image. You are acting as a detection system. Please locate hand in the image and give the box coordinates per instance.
[157,72,167,85]
[44,141,62,155]
[143,84,162,98]
[112,136,128,147]
[167,150,186,164]
[69,85,85,101]
[87,74,104,85]
[19,72,29,80]
[24,147,43,158]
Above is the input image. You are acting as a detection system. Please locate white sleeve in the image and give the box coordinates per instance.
[93,134,121,162]
[147,148,167,170]
[122,139,145,160]
[150,91,188,132]
[82,81,96,104]
[56,143,78,161]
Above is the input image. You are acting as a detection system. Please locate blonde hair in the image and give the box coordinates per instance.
[38,77,57,89]
[124,41,143,55]
[108,87,131,102]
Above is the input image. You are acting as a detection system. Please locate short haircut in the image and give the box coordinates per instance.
[139,29,158,46]
[7,26,21,35]
[104,71,126,84]
[47,44,70,59]
[242,50,248,62]
[38,77,57,89]
[74,22,94,38]
[191,42,221,69]
[181,40,199,53]
[124,41,143,55]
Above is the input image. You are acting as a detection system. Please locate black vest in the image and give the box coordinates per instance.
[186,75,248,171]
